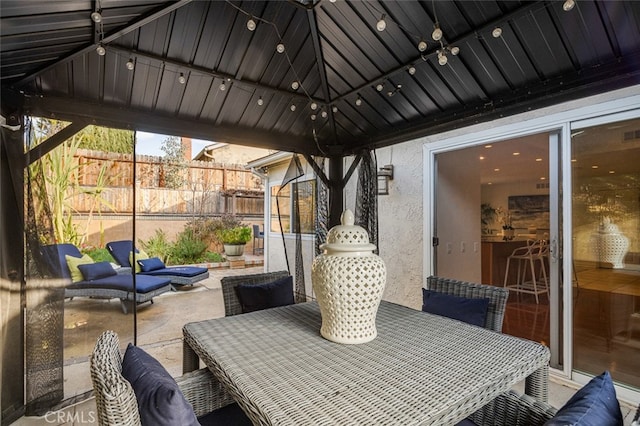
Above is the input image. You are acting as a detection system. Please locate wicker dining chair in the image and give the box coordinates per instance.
[221,270,290,316]
[426,276,510,332]
[90,330,248,426]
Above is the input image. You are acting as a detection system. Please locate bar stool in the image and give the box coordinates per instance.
[503,239,549,304]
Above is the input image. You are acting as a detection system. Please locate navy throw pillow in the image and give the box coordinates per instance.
[138,257,166,272]
[121,344,199,426]
[422,289,490,327]
[545,371,622,426]
[77,261,117,281]
[235,276,294,313]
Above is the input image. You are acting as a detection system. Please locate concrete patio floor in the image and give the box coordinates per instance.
[10,263,638,425]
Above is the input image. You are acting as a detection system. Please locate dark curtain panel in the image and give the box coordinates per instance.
[276,154,306,302]
[355,150,379,254]
[314,157,329,256]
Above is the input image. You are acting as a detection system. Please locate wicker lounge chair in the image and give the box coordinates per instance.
[91,330,250,426]
[426,275,509,332]
[106,240,209,290]
[42,243,172,314]
[221,270,290,316]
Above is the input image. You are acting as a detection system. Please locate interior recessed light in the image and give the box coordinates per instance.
[494,168,500,172]
[540,177,546,180]
[571,158,577,162]
[609,170,615,174]
[512,152,520,156]
[535,158,542,162]
[591,165,598,169]
[484,145,492,148]
[479,156,485,160]
[488,182,493,185]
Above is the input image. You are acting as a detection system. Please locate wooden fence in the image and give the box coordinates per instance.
[71,149,264,216]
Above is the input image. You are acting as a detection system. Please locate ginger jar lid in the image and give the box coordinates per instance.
[320,209,376,253]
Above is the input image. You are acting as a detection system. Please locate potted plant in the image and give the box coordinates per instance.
[217,226,252,256]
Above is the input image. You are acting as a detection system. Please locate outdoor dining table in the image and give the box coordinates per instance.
[183,300,550,425]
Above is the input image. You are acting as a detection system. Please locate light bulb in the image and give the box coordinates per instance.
[450,46,460,56]
[376,15,386,32]
[563,0,575,11]
[376,83,384,92]
[492,27,502,38]
[408,66,416,75]
[178,73,186,84]
[332,106,338,113]
[355,97,362,106]
[257,97,264,106]
[96,45,106,56]
[276,43,285,53]
[311,114,317,121]
[219,81,226,91]
[321,111,328,118]
[417,40,428,52]
[91,11,102,23]
[311,102,318,110]
[291,81,299,90]
[126,59,134,70]
[432,24,442,41]
[246,18,256,31]
[438,51,448,66]
[290,104,296,111]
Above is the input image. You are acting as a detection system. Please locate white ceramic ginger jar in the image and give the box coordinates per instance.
[311,209,386,344]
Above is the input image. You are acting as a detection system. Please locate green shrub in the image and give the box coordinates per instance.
[202,251,225,263]
[139,229,172,263]
[169,228,207,265]
[81,246,112,263]
[185,214,244,250]
[216,226,252,245]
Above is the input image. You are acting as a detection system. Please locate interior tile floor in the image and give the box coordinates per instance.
[11,264,640,425]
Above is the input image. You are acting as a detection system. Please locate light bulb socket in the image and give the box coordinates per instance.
[96,45,106,56]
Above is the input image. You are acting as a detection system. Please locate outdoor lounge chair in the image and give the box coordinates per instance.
[106,240,209,290]
[42,243,172,314]
[91,330,250,426]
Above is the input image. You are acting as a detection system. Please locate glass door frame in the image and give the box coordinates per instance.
[423,92,640,387]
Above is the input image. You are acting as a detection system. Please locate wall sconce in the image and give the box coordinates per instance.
[377,165,394,195]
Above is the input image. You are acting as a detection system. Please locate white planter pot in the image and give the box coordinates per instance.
[223,244,245,257]
[311,210,386,344]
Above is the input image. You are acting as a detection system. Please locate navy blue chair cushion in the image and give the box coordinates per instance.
[41,243,83,280]
[139,266,207,278]
[106,240,137,267]
[138,257,166,272]
[422,289,490,327]
[77,261,117,281]
[235,276,294,313]
[66,274,170,293]
[122,344,199,426]
[545,371,622,426]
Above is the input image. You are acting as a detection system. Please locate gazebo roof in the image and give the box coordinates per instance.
[2,0,639,155]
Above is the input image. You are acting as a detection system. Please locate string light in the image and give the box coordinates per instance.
[126,58,134,70]
[408,66,416,75]
[376,15,387,32]
[321,110,328,118]
[178,73,186,84]
[96,45,106,56]
[431,23,443,41]
[219,80,226,91]
[276,43,285,53]
[492,27,502,38]
[91,11,102,23]
[246,17,256,31]
[310,102,318,110]
[291,81,300,90]
[563,0,575,11]
[290,104,296,111]
[257,97,264,106]
[376,83,384,92]
[437,51,448,66]
[417,40,428,52]
[355,97,362,106]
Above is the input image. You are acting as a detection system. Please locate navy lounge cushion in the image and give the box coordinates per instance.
[106,240,137,267]
[41,243,84,280]
[139,266,207,278]
[235,276,294,313]
[545,371,622,426]
[78,261,117,281]
[122,344,199,426]
[422,289,490,327]
[67,274,170,293]
[138,257,166,272]
[198,403,252,426]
